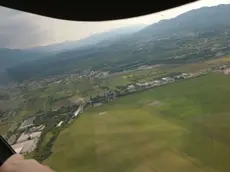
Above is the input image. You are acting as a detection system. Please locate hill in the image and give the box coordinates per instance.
[0,24,146,82]
[26,24,147,53]
[7,4,230,81]
[135,5,230,39]
[0,48,52,73]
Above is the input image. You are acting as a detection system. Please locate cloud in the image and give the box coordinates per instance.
[0,7,50,48]
[0,6,147,49]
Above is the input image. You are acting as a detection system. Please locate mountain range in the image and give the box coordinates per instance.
[0,24,146,72]
[26,24,147,53]
[3,4,230,82]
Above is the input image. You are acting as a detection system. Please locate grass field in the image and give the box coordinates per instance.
[168,63,211,73]
[105,67,168,87]
[45,73,230,172]
[204,56,230,65]
[163,56,230,74]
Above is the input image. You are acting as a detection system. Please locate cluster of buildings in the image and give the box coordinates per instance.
[88,91,116,106]
[88,72,200,107]
[92,70,213,108]
[126,73,193,92]
[210,64,230,74]
[8,117,45,154]
[90,71,109,78]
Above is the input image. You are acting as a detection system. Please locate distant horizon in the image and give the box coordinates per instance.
[25,23,148,50]
[0,0,230,49]
[25,3,230,49]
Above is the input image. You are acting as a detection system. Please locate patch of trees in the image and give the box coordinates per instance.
[33,129,60,162]
[31,105,79,162]
[47,95,72,106]
[34,105,78,126]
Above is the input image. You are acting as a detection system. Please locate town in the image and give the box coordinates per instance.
[5,104,83,158]
[87,67,216,107]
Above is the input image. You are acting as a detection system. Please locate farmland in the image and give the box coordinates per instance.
[45,73,230,172]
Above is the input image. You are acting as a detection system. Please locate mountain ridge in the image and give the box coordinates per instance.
[26,24,147,53]
[0,24,147,74]
[5,4,230,81]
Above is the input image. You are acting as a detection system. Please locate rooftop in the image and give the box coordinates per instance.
[12,139,39,154]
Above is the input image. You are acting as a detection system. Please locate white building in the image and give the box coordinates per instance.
[57,121,63,127]
[12,139,39,154]
[224,68,230,74]
[74,108,81,117]
[182,73,189,77]
[153,80,161,84]
[162,77,175,82]
[127,85,135,92]
[136,82,149,87]
[127,85,135,89]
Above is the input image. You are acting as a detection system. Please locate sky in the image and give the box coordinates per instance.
[0,0,230,49]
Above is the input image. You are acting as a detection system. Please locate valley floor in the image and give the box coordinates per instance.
[45,73,230,172]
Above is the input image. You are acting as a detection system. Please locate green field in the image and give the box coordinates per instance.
[204,56,230,65]
[45,73,230,172]
[106,67,169,86]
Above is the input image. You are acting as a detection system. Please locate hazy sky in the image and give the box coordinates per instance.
[0,0,230,49]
